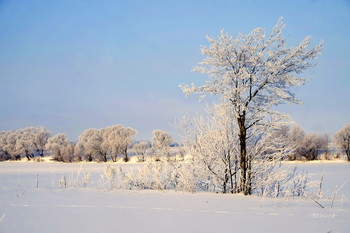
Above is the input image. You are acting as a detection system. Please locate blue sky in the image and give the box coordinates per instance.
[0,0,349,141]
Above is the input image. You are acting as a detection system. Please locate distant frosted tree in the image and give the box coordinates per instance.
[31,126,51,157]
[152,130,173,161]
[0,147,11,161]
[334,123,350,161]
[15,135,33,160]
[180,18,323,195]
[0,130,18,159]
[45,133,72,162]
[62,143,75,162]
[75,129,97,162]
[285,125,329,160]
[102,125,137,162]
[133,141,150,162]
[102,126,120,162]
[0,126,50,160]
[84,129,107,162]
[0,133,11,160]
[301,133,329,160]
[18,126,51,159]
[0,132,9,160]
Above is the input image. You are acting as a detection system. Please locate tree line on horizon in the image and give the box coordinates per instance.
[0,123,349,163]
[0,125,175,163]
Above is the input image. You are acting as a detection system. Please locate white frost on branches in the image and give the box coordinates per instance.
[133,141,150,162]
[45,133,72,162]
[102,125,137,162]
[179,18,323,195]
[74,125,137,162]
[152,130,173,161]
[0,126,50,160]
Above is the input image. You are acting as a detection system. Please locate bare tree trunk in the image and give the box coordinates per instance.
[223,168,228,193]
[238,113,249,195]
[227,150,234,193]
[347,141,350,161]
[246,158,252,195]
[123,147,129,162]
[25,150,31,161]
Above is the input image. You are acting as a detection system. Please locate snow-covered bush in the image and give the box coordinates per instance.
[253,166,313,198]
[114,160,198,192]
[104,164,116,190]
[81,170,92,188]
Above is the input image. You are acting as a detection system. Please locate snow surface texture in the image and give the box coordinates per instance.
[0,162,349,233]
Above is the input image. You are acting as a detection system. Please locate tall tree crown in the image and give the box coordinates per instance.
[181,18,323,119]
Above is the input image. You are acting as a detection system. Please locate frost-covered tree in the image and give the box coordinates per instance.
[17,127,51,159]
[45,133,72,162]
[75,129,99,162]
[300,133,328,160]
[0,130,18,159]
[180,18,323,195]
[0,126,50,160]
[30,126,50,157]
[334,123,350,161]
[152,130,173,161]
[133,141,150,162]
[0,147,11,161]
[10,129,33,160]
[75,125,136,162]
[102,125,137,162]
[179,104,238,193]
[180,103,294,194]
[84,129,107,162]
[285,125,328,161]
[286,125,306,160]
[101,126,119,162]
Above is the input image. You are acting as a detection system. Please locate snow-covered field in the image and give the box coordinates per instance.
[1,161,349,233]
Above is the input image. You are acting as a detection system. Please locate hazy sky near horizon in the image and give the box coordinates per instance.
[0,0,349,141]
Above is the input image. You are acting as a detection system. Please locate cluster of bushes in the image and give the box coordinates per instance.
[79,161,311,198]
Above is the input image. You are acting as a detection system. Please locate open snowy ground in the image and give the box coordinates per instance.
[1,161,349,233]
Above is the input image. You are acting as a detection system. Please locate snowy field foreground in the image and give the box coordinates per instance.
[0,161,349,233]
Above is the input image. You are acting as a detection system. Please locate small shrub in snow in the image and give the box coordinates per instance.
[104,164,116,190]
[116,161,182,191]
[59,176,67,189]
[81,171,91,188]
